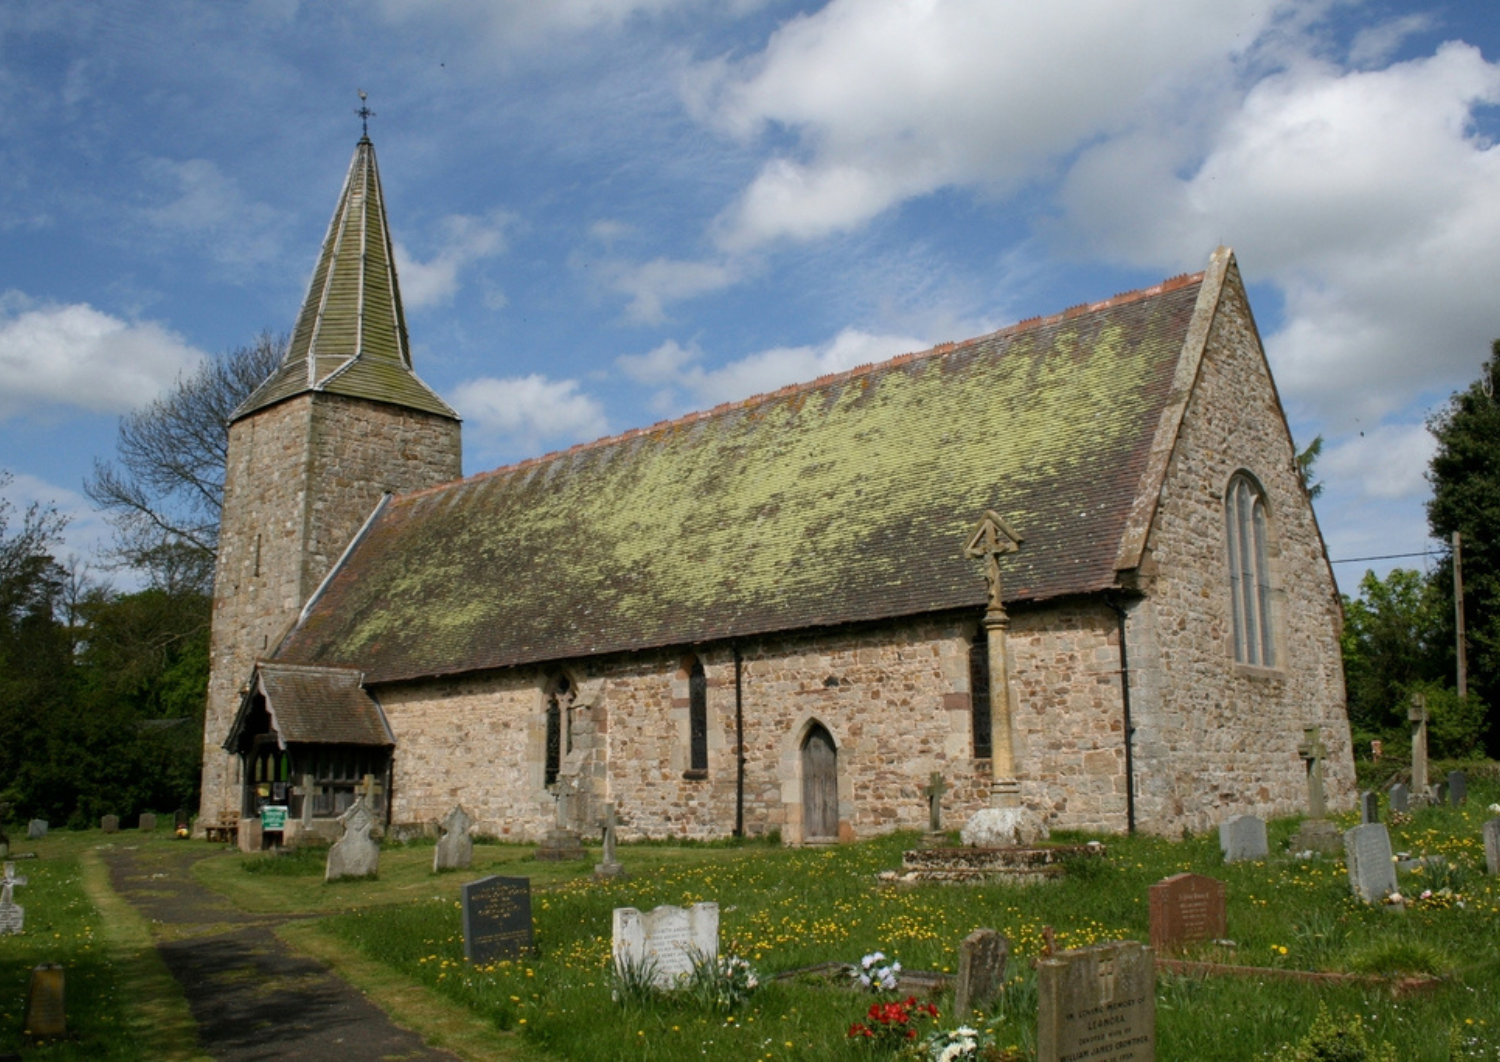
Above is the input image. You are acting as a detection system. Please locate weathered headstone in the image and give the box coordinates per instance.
[325,795,379,881]
[1149,873,1226,953]
[1218,814,1267,863]
[434,805,474,871]
[1410,692,1429,798]
[1433,781,1447,805]
[1483,819,1500,876]
[954,928,1008,1019]
[138,812,156,832]
[461,875,533,963]
[23,963,65,1037]
[100,814,118,834]
[612,902,719,989]
[1344,823,1398,903]
[1448,770,1467,806]
[1037,940,1155,1062]
[26,820,46,840]
[1360,791,1379,825]
[1388,782,1409,814]
[594,802,624,879]
[0,861,27,934]
[1289,728,1342,853]
[536,776,587,861]
[923,772,949,833]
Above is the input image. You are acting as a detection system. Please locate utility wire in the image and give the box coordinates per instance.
[1327,550,1435,565]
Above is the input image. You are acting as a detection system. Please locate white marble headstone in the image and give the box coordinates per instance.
[612,902,718,988]
[325,796,380,881]
[0,862,26,935]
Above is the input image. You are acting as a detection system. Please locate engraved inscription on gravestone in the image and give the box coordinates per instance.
[613,902,719,989]
[1218,815,1267,863]
[1149,873,1226,953]
[1483,819,1500,877]
[1037,940,1155,1062]
[461,876,533,964]
[1344,823,1398,903]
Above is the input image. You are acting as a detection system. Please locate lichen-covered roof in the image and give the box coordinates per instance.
[277,267,1219,684]
[234,137,457,422]
[227,664,392,749]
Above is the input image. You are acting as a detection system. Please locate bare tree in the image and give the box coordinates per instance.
[87,332,284,591]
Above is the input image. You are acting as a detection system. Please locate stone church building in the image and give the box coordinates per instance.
[198,134,1355,845]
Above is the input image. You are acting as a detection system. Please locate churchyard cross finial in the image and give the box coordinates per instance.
[922,772,948,833]
[356,90,376,138]
[1,862,25,905]
[1297,727,1328,820]
[963,511,1023,617]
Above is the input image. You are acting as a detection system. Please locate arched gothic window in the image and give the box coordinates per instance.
[1225,474,1276,667]
[545,675,574,787]
[968,630,992,759]
[688,656,708,773]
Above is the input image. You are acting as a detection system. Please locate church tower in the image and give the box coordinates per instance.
[197,134,463,830]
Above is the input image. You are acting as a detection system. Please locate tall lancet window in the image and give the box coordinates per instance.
[1226,474,1276,668]
[688,657,709,774]
[969,630,993,759]
[545,675,574,787]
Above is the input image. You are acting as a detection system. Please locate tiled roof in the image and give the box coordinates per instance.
[234,137,457,422]
[276,257,1232,685]
[232,664,392,748]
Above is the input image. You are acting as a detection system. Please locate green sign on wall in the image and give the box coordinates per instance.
[261,806,288,831]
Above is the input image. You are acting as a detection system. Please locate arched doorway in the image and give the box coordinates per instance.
[801,723,838,841]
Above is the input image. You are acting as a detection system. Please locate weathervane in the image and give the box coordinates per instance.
[355,90,376,138]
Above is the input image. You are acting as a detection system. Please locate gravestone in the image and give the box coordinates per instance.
[325,795,379,881]
[954,928,1008,1019]
[921,772,949,845]
[1289,728,1341,854]
[23,964,65,1037]
[594,802,624,879]
[1344,823,1398,903]
[1433,781,1447,805]
[1448,770,1467,806]
[138,812,156,832]
[1388,782,1409,814]
[1484,819,1500,876]
[535,776,587,861]
[612,902,719,989]
[100,814,118,834]
[1037,940,1155,1062]
[1360,791,1379,825]
[461,875,533,963]
[0,861,27,935]
[1149,873,1226,953]
[26,820,46,840]
[1410,692,1429,798]
[1218,815,1267,863]
[434,805,474,871]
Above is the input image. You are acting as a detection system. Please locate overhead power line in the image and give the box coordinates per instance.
[1327,550,1435,565]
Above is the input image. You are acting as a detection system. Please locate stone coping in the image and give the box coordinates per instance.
[1156,959,1442,999]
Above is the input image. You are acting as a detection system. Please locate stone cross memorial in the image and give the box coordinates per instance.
[0,861,27,934]
[1037,940,1155,1062]
[1360,791,1378,825]
[461,875,533,963]
[1410,693,1429,798]
[1149,873,1226,953]
[1289,728,1341,854]
[595,802,624,879]
[434,805,474,871]
[1218,814,1267,863]
[923,772,949,833]
[1483,818,1500,877]
[1388,783,1409,815]
[1344,823,1398,903]
[954,928,1008,1020]
[612,902,719,989]
[325,795,380,881]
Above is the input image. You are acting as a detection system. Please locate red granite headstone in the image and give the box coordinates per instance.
[1148,873,1226,953]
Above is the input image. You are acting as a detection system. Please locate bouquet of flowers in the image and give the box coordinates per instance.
[853,950,902,992]
[920,1024,994,1061]
[847,996,939,1048]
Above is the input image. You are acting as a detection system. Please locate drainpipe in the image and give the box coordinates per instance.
[733,644,745,837]
[1104,594,1137,834]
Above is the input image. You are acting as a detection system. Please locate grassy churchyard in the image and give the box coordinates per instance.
[1,761,1499,1060]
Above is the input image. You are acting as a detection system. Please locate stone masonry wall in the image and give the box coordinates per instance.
[1125,264,1354,836]
[198,393,460,829]
[383,610,1135,843]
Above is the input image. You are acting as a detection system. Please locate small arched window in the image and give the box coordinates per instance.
[969,630,992,759]
[688,657,708,773]
[544,675,574,787]
[1226,474,1276,667]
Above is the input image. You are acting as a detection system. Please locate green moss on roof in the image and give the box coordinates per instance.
[235,137,457,423]
[278,274,1209,683]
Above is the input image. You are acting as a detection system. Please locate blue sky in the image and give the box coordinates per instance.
[1,0,1497,594]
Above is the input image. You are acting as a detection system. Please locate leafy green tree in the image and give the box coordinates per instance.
[1341,568,1448,740]
[1426,339,1500,751]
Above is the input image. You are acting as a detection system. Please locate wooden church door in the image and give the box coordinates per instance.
[801,724,838,840]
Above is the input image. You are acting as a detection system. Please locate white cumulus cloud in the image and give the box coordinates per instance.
[1321,423,1437,501]
[397,211,512,310]
[599,256,742,324]
[0,293,206,419]
[450,373,609,454]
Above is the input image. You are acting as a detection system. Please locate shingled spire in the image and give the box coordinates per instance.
[234,135,458,422]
